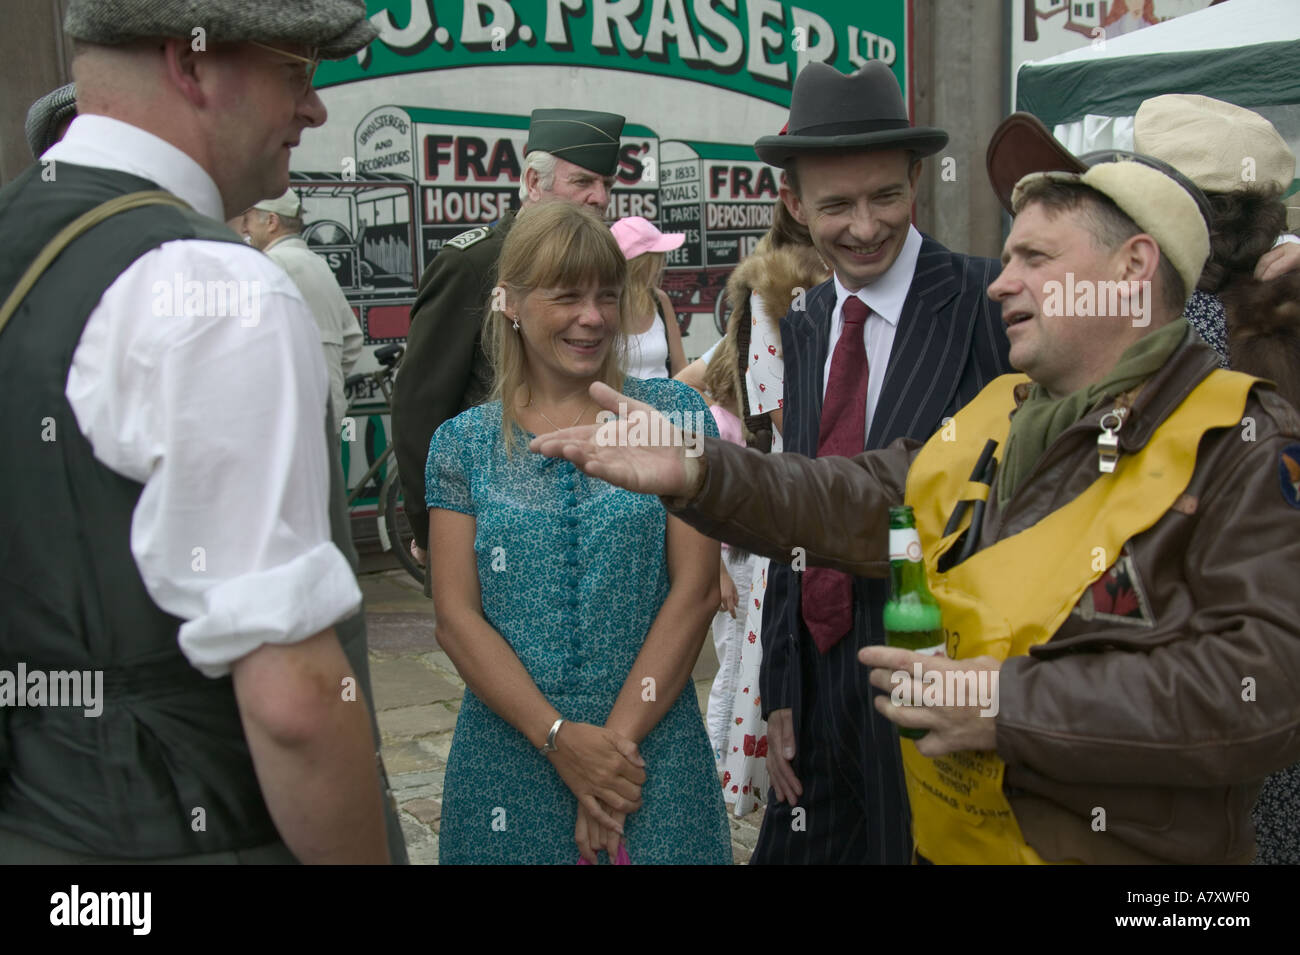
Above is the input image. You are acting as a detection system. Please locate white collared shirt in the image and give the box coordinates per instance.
[822,224,923,441]
[45,115,361,678]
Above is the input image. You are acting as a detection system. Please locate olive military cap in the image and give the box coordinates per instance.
[525,109,626,177]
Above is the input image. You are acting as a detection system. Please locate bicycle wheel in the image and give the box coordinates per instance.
[380,469,425,583]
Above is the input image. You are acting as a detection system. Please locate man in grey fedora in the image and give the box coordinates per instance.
[747,61,1010,864]
[0,0,406,863]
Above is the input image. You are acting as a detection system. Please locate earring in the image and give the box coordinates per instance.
[511,316,520,332]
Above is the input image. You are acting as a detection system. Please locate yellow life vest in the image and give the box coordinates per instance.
[900,369,1256,864]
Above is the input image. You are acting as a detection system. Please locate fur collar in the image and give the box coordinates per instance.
[725,242,828,347]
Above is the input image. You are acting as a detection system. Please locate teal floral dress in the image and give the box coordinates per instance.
[425,377,731,864]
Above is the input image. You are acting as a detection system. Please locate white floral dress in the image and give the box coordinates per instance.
[719,292,783,817]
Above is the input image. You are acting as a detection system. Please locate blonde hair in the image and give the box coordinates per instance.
[485,202,629,454]
[625,250,666,324]
[702,325,742,421]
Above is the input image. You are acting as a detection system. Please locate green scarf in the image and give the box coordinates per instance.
[996,319,1188,505]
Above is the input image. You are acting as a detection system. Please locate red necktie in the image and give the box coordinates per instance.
[801,296,870,653]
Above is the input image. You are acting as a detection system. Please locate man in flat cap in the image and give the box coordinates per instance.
[739,62,1009,864]
[235,187,363,429]
[0,0,405,863]
[533,126,1300,865]
[393,107,625,571]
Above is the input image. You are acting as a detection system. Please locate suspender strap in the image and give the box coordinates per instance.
[0,190,191,338]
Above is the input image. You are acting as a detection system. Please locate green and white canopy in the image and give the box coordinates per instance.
[1016,0,1300,212]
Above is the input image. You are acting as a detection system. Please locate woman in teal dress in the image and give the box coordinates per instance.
[425,201,731,864]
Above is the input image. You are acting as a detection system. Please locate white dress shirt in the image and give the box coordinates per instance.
[265,234,364,421]
[822,225,923,441]
[46,115,362,678]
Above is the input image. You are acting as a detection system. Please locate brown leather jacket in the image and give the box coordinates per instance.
[672,329,1300,864]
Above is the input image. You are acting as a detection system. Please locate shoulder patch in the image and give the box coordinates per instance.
[445,226,491,251]
[1278,445,1300,508]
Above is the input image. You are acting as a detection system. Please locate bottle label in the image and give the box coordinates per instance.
[889,527,923,563]
[883,624,947,656]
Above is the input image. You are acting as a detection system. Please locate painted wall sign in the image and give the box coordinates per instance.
[317,1,909,108]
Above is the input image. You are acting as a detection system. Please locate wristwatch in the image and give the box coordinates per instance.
[542,717,566,753]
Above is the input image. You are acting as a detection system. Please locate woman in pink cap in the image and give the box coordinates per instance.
[611,216,688,380]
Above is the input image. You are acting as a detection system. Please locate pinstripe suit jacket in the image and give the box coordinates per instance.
[759,233,1011,721]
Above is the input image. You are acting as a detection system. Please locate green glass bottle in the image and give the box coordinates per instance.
[883,505,945,740]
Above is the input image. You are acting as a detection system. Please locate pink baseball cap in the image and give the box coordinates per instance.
[610,216,685,260]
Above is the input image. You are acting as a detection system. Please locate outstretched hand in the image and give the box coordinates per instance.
[528,381,700,498]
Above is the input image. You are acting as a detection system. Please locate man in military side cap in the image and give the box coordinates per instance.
[0,0,405,863]
[393,107,625,568]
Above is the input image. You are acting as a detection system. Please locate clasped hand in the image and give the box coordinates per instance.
[546,721,645,861]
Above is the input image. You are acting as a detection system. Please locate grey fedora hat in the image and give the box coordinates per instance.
[65,0,378,60]
[754,62,948,167]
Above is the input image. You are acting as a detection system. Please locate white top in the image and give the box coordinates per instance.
[746,291,784,455]
[698,338,722,365]
[265,234,364,419]
[626,312,670,379]
[822,225,923,442]
[46,115,362,678]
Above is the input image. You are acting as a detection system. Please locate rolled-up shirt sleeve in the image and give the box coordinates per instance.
[67,239,361,678]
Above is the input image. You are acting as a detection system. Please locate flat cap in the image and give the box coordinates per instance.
[25,83,77,160]
[988,114,1211,298]
[1135,94,1295,195]
[64,0,378,59]
[525,109,626,177]
[1012,162,1211,299]
[253,187,303,218]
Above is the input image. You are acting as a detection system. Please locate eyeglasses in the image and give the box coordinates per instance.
[248,40,321,95]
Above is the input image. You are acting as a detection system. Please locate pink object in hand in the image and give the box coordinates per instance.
[577,844,632,865]
[709,404,744,447]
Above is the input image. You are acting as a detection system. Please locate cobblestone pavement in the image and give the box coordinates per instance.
[360,564,764,864]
